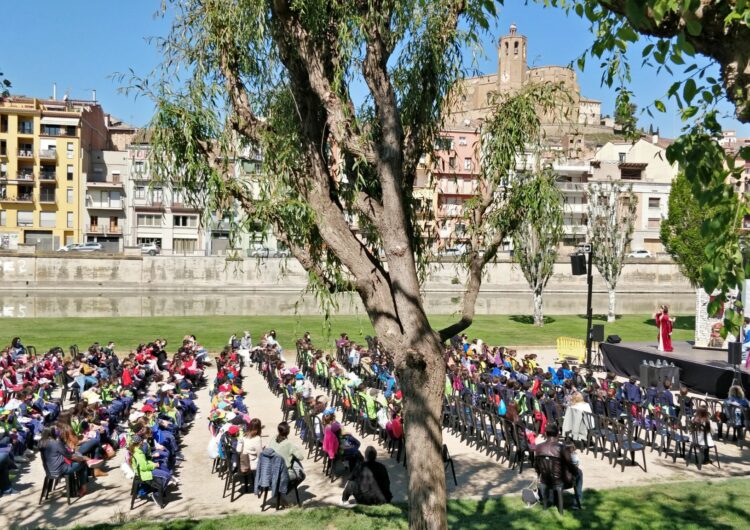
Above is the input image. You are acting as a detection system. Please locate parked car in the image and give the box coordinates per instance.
[140,242,161,256]
[438,247,464,257]
[627,249,652,258]
[73,242,102,252]
[273,248,291,258]
[57,243,80,252]
[248,245,271,258]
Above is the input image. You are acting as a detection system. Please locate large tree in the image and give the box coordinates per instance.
[587,178,637,322]
[0,68,10,97]
[660,171,738,288]
[512,170,564,326]
[137,1,566,528]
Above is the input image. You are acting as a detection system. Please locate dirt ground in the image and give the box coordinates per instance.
[2,346,749,529]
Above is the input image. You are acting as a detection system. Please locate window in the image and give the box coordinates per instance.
[0,211,5,226]
[40,187,55,202]
[621,168,642,180]
[618,152,626,162]
[514,41,518,55]
[67,142,74,159]
[458,136,467,146]
[137,214,162,227]
[67,212,73,228]
[648,197,660,208]
[435,137,453,151]
[173,238,197,253]
[90,215,99,228]
[0,140,5,156]
[40,212,56,228]
[173,215,198,227]
[448,156,457,169]
[134,160,146,174]
[463,158,473,170]
[151,188,163,204]
[17,211,33,227]
[67,187,74,204]
[134,186,146,199]
[137,237,162,247]
[504,42,509,55]
[67,164,74,181]
[647,217,661,229]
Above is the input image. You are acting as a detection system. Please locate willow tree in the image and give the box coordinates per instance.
[512,170,564,327]
[587,178,637,322]
[137,1,565,528]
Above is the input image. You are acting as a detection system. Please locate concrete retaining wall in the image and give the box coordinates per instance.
[0,254,691,293]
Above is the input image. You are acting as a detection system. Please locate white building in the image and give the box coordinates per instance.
[84,150,127,252]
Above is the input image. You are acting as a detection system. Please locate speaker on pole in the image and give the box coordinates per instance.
[591,324,605,342]
[728,341,742,365]
[571,254,587,276]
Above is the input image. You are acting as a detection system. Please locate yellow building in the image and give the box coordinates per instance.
[0,96,107,250]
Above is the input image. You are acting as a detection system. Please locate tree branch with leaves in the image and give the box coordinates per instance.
[587,178,637,322]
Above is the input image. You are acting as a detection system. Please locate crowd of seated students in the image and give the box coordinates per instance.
[286,332,750,510]
[206,336,309,507]
[0,334,205,505]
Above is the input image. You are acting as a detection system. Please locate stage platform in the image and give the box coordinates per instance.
[600,341,750,398]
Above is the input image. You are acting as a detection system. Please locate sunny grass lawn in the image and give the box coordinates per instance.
[77,478,750,530]
[2,313,694,354]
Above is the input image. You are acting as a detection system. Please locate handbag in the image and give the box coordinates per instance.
[521,478,539,506]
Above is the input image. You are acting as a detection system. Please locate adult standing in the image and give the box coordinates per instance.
[654,305,675,352]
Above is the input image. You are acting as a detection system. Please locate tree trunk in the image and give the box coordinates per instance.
[608,287,617,323]
[533,290,544,326]
[396,334,448,530]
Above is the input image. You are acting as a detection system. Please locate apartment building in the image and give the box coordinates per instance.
[0,96,107,250]
[84,149,127,251]
[590,138,678,253]
[125,143,204,255]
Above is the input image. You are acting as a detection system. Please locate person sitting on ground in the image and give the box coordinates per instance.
[342,446,393,505]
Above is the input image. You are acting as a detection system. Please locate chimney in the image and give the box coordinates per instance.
[52,83,57,100]
[92,89,97,102]
[652,132,659,144]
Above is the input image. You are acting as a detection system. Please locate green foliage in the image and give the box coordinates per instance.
[512,169,564,325]
[0,68,10,97]
[660,171,738,288]
[613,87,639,141]
[587,178,637,289]
[665,112,747,334]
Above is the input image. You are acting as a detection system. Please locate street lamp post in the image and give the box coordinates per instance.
[584,243,594,368]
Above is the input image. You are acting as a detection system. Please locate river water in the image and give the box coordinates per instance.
[0,290,696,319]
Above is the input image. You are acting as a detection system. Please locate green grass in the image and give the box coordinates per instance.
[73,478,750,530]
[4,313,694,353]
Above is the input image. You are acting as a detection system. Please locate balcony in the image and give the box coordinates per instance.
[39,149,57,161]
[17,124,34,135]
[171,201,200,212]
[40,126,77,137]
[39,172,57,182]
[557,181,587,192]
[17,149,34,159]
[438,204,464,218]
[39,193,57,204]
[565,202,588,214]
[134,200,164,211]
[1,193,34,203]
[437,180,477,196]
[86,175,123,188]
[86,224,123,235]
[11,172,36,182]
[87,200,124,210]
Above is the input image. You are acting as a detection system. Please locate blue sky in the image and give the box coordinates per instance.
[2,1,747,138]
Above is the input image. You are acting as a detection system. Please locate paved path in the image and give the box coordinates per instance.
[3,353,749,529]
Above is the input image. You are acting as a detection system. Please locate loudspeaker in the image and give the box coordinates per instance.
[728,341,742,365]
[606,334,622,344]
[570,254,587,276]
[591,324,605,342]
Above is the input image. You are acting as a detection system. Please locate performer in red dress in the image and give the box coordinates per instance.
[654,305,674,352]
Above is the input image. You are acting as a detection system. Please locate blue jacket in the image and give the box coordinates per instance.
[254,447,289,498]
